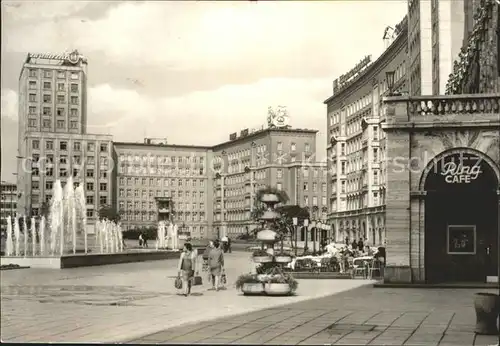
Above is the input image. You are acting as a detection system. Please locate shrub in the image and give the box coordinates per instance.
[235,274,261,289]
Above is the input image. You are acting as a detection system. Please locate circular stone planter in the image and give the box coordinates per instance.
[241,282,265,295]
[474,292,500,335]
[264,283,291,296]
[261,194,280,203]
[274,255,292,263]
[253,255,273,263]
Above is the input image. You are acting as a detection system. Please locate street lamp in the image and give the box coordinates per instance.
[385,70,396,96]
[315,221,322,254]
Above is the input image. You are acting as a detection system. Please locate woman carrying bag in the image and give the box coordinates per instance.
[177,243,198,297]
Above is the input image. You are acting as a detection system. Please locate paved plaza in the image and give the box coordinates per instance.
[1,251,498,345]
[1,251,372,343]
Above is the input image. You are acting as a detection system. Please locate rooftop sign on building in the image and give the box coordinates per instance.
[267,106,290,128]
[26,50,87,65]
[332,55,372,94]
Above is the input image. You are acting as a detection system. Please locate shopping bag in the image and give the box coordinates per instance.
[174,276,182,289]
[221,272,227,285]
[193,272,203,286]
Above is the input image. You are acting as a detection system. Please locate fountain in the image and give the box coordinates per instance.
[1,178,181,269]
[5,216,13,256]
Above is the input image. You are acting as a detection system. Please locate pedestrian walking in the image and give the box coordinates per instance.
[138,233,143,247]
[202,241,215,287]
[177,242,197,297]
[143,233,149,248]
[227,237,232,253]
[208,240,224,291]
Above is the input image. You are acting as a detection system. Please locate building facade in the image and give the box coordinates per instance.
[211,128,327,238]
[113,141,213,238]
[408,0,466,96]
[16,51,112,226]
[324,17,408,247]
[382,0,500,284]
[1,182,17,233]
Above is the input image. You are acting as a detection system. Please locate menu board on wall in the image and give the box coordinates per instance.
[447,225,476,255]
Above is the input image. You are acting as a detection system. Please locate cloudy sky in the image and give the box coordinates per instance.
[1,0,407,181]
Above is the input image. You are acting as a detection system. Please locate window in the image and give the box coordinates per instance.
[303,182,308,191]
[70,96,78,105]
[32,181,40,190]
[29,81,37,89]
[303,167,309,177]
[70,109,78,117]
[322,196,327,205]
[43,94,52,103]
[291,143,296,151]
[86,195,94,205]
[57,83,65,91]
[86,182,94,191]
[60,156,67,164]
[29,106,37,114]
[43,82,51,90]
[44,70,52,78]
[43,107,51,116]
[57,108,65,116]
[277,141,283,151]
[373,126,379,140]
[70,84,79,92]
[46,168,53,176]
[73,168,79,177]
[373,148,378,161]
[86,169,94,178]
[100,143,108,152]
[341,143,346,155]
[313,182,317,192]
[99,196,107,205]
[46,181,53,190]
[57,120,65,128]
[46,141,54,150]
[70,121,78,129]
[29,94,36,102]
[57,95,65,103]
[322,183,327,193]
[304,196,309,205]
[276,182,282,191]
[86,209,94,218]
[87,143,95,152]
[277,169,283,178]
[59,168,67,177]
[100,171,107,179]
[57,71,65,79]
[71,72,79,80]
[305,143,310,152]
[59,141,67,150]
[29,69,37,77]
[73,155,81,164]
[73,142,81,151]
[32,140,40,149]
[28,119,37,127]
[341,161,346,175]
[100,183,107,191]
[373,171,378,184]
[341,180,346,193]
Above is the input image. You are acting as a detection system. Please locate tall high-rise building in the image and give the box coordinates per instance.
[16,51,113,226]
[407,0,466,95]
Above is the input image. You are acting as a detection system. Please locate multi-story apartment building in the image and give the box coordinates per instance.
[211,127,327,238]
[113,140,213,238]
[324,16,408,247]
[408,0,466,95]
[1,181,17,233]
[16,51,112,226]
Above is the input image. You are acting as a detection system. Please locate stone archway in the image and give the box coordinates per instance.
[422,150,499,283]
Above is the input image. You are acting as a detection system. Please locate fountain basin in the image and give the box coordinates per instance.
[0,250,181,269]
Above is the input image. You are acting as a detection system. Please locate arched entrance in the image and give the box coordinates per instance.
[423,150,499,283]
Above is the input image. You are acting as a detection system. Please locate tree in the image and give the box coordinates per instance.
[98,204,120,223]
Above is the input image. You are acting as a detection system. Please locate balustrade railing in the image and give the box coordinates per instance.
[406,94,499,116]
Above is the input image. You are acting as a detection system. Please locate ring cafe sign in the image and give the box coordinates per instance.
[440,161,482,184]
